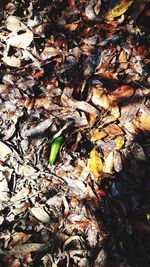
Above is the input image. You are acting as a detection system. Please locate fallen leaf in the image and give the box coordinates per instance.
[10,243,47,256]
[8,232,31,248]
[109,85,135,104]
[103,151,114,174]
[31,207,51,223]
[11,188,30,202]
[107,1,134,19]
[91,131,107,142]
[0,141,12,161]
[2,55,21,67]
[105,124,123,138]
[91,87,111,110]
[116,136,125,149]
[134,113,150,131]
[119,50,127,62]
[88,148,103,179]
[7,30,33,49]
[132,143,147,161]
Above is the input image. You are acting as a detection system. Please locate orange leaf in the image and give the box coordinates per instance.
[88,148,103,179]
[109,85,134,104]
[91,131,107,142]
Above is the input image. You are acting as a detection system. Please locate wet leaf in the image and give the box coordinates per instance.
[88,148,103,179]
[107,1,134,19]
[103,151,114,174]
[31,207,51,223]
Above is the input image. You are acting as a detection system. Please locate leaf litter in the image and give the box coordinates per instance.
[0,1,150,267]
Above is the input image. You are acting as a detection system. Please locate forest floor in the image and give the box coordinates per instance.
[0,1,150,267]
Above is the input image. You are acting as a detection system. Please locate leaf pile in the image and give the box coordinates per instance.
[0,1,150,267]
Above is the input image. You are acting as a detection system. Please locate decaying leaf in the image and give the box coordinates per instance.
[107,1,134,19]
[103,151,114,174]
[31,207,51,223]
[10,243,47,256]
[88,148,103,179]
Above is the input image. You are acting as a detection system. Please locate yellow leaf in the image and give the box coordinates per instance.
[91,131,107,142]
[103,152,114,174]
[88,149,103,179]
[107,1,133,19]
[116,136,124,149]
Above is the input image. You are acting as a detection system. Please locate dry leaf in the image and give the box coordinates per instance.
[2,56,21,67]
[109,85,135,104]
[8,232,31,248]
[105,124,123,138]
[31,207,51,223]
[91,131,107,142]
[88,113,97,126]
[92,88,111,110]
[88,148,103,179]
[103,152,114,174]
[7,30,33,49]
[11,188,30,202]
[6,16,27,32]
[134,113,150,131]
[107,1,134,19]
[119,50,127,62]
[0,141,11,161]
[10,243,47,256]
[41,47,59,61]
[116,136,125,149]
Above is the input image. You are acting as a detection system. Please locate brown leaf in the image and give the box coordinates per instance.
[91,88,111,110]
[105,124,123,138]
[109,85,135,104]
[8,232,31,249]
